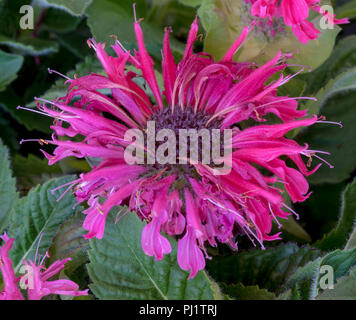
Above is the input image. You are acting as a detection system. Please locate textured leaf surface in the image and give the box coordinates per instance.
[222,283,276,300]
[314,178,356,251]
[285,249,356,299]
[316,267,356,300]
[207,243,320,294]
[87,209,222,300]
[0,139,17,231]
[8,176,78,272]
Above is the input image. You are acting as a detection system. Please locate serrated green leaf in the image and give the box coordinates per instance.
[285,249,356,299]
[7,176,79,273]
[0,138,18,232]
[44,0,93,16]
[87,208,222,300]
[299,67,356,184]
[206,243,321,294]
[314,178,356,251]
[221,283,276,300]
[0,49,23,91]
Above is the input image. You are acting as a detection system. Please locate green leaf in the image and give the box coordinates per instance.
[345,226,356,250]
[42,7,82,33]
[302,35,356,95]
[0,49,23,91]
[206,243,321,294]
[316,267,356,300]
[279,215,312,243]
[0,87,52,133]
[314,178,356,251]
[336,0,356,19]
[298,67,356,184]
[285,249,356,299]
[7,176,79,273]
[179,0,202,7]
[44,0,93,16]
[221,283,276,300]
[48,211,89,277]
[0,139,18,232]
[86,0,184,60]
[0,34,59,56]
[12,154,62,194]
[87,208,222,300]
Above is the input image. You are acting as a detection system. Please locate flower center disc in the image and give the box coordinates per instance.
[145,106,222,178]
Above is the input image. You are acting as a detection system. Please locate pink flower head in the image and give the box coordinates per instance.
[25,17,335,278]
[0,233,88,300]
[245,0,349,44]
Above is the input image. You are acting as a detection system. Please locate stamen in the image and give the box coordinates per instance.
[316,120,343,128]
[313,154,334,169]
[17,106,57,119]
[282,203,300,220]
[19,139,49,146]
[34,232,44,265]
[269,202,282,229]
[39,251,50,266]
[48,68,71,81]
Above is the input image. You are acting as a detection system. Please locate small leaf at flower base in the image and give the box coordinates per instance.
[43,0,93,16]
[284,248,356,300]
[7,176,79,273]
[87,208,223,300]
[0,139,18,233]
[0,49,23,91]
[48,211,89,278]
[279,215,312,243]
[316,267,356,300]
[298,67,356,184]
[206,243,321,295]
[314,178,356,251]
[221,283,276,300]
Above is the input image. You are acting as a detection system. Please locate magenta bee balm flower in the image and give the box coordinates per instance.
[0,233,88,300]
[24,18,335,279]
[245,0,349,44]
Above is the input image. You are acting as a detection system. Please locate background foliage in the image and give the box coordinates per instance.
[0,0,356,300]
